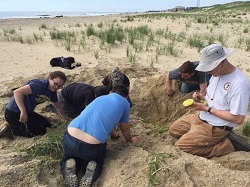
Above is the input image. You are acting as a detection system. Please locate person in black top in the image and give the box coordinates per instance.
[58,83,110,118]
[102,67,132,107]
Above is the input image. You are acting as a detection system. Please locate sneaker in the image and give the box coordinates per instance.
[79,161,97,187]
[0,124,14,140]
[228,132,250,152]
[65,159,78,187]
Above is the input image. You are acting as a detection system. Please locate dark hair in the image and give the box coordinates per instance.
[94,86,110,97]
[179,61,196,74]
[111,84,128,97]
[48,71,67,82]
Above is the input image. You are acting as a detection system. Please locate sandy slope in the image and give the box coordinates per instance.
[0,10,250,187]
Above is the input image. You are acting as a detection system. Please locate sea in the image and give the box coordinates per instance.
[0,11,121,19]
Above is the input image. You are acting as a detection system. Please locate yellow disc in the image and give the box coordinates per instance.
[183,99,194,107]
[201,100,207,106]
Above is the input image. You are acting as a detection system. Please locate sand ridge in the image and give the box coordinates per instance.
[0,7,250,187]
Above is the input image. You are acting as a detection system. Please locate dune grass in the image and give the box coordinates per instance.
[147,152,178,187]
[24,125,65,160]
[243,120,250,137]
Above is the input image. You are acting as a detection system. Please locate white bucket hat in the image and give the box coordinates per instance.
[195,43,234,72]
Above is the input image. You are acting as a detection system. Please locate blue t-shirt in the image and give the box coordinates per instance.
[6,79,58,114]
[68,93,130,143]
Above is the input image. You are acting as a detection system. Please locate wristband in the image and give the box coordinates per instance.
[207,107,212,114]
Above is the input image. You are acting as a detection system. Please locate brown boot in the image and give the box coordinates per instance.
[0,124,15,140]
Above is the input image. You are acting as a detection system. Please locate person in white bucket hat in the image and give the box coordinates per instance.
[169,43,250,158]
[196,43,234,72]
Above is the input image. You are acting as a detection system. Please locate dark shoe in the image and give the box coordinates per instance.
[228,132,250,152]
[79,161,97,187]
[0,124,14,140]
[65,159,78,187]
[75,62,81,67]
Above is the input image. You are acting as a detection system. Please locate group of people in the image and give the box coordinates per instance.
[0,66,135,187]
[167,43,250,158]
[0,43,249,187]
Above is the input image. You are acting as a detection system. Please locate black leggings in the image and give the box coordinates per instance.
[5,109,51,138]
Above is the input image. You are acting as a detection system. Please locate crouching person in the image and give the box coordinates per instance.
[60,85,138,187]
[169,43,250,158]
[0,71,69,140]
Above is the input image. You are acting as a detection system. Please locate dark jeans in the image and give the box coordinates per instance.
[60,131,106,182]
[180,83,199,93]
[4,108,51,137]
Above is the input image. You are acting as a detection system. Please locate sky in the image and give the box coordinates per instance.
[0,0,248,12]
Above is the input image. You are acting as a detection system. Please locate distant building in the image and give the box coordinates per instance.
[185,7,199,11]
[175,6,185,12]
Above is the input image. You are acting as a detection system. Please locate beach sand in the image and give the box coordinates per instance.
[0,10,250,187]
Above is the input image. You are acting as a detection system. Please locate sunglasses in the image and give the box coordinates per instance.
[52,79,63,88]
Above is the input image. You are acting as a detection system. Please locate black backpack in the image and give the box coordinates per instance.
[50,56,75,69]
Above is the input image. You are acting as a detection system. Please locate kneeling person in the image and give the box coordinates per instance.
[166,61,210,96]
[58,83,110,118]
[1,71,69,139]
[60,85,138,187]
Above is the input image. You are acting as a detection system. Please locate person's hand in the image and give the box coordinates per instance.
[63,116,72,122]
[19,112,28,123]
[192,91,204,101]
[131,136,139,144]
[192,102,208,111]
[167,89,175,97]
[111,130,120,140]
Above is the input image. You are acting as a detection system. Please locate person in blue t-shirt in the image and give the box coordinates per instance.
[60,85,138,187]
[0,71,70,140]
[166,61,211,96]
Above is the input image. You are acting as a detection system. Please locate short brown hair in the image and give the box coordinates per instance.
[48,71,67,82]
[179,61,195,74]
[94,86,110,97]
[112,85,128,97]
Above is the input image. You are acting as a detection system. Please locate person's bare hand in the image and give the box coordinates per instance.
[192,91,205,101]
[19,112,28,123]
[111,131,120,140]
[64,117,72,122]
[167,89,175,97]
[193,102,208,111]
[131,136,139,144]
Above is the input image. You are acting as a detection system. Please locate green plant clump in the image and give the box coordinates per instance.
[26,131,64,159]
[243,120,250,137]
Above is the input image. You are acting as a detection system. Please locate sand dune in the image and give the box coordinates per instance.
[0,5,250,186]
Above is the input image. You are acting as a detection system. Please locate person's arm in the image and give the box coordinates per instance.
[119,122,138,144]
[193,103,245,125]
[102,75,110,86]
[197,71,209,96]
[166,73,174,96]
[199,83,207,96]
[122,74,130,93]
[127,85,130,95]
[13,85,32,123]
[192,91,205,101]
[52,102,71,121]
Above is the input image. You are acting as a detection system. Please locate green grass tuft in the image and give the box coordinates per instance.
[25,128,64,159]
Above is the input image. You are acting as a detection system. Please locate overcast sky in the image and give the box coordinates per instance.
[0,0,248,12]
